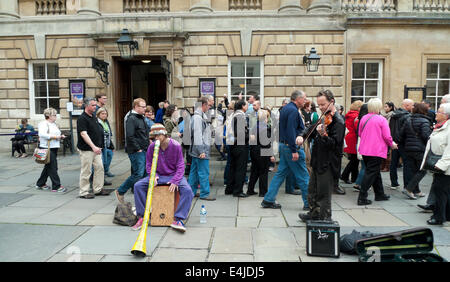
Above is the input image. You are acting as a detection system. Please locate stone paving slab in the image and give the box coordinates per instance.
[0,223,89,262]
[186,216,236,228]
[346,209,409,227]
[28,198,113,225]
[0,193,32,207]
[0,186,30,193]
[78,214,116,226]
[150,248,209,262]
[46,253,104,262]
[0,206,54,223]
[236,216,261,228]
[208,254,254,262]
[211,228,253,254]
[253,228,298,249]
[159,227,213,249]
[9,194,74,209]
[254,247,302,262]
[100,254,148,262]
[332,210,361,227]
[62,226,167,256]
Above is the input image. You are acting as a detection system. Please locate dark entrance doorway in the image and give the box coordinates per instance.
[114,56,167,148]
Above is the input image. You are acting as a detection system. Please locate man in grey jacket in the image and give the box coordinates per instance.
[188,97,215,201]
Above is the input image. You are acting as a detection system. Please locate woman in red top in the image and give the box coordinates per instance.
[340,100,364,183]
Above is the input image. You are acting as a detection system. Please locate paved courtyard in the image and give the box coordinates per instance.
[0,149,449,262]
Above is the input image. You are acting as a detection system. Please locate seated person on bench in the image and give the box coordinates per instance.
[12,118,35,158]
[132,123,194,232]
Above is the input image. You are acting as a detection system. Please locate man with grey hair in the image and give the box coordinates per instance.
[189,97,215,201]
[389,98,414,190]
[261,90,309,209]
[441,94,450,104]
[77,97,108,199]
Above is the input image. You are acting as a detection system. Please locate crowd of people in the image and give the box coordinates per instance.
[30,90,450,231]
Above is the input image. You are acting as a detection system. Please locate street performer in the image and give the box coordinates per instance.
[299,90,345,222]
[132,123,194,232]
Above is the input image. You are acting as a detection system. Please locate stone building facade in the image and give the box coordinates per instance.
[0,0,449,148]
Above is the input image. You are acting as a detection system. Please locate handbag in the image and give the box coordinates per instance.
[34,123,51,164]
[423,148,443,173]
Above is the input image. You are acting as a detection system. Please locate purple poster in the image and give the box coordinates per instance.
[200,81,215,95]
[69,80,85,115]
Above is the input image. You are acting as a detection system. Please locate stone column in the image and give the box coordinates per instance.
[279,0,304,13]
[77,0,101,16]
[190,0,213,13]
[307,0,333,14]
[0,0,20,19]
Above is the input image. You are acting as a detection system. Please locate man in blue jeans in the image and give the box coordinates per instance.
[115,98,150,203]
[262,90,309,209]
[188,97,215,201]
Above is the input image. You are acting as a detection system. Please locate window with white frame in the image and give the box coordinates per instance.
[426,61,450,111]
[351,61,383,103]
[228,59,264,103]
[29,61,60,117]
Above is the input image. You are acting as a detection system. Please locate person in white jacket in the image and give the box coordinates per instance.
[422,103,450,225]
[36,108,66,192]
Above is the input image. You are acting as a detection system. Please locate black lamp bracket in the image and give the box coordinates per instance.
[92,57,109,85]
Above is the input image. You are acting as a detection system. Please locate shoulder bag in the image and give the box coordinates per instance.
[423,148,443,174]
[34,123,51,164]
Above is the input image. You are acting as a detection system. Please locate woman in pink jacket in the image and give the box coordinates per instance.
[357,98,398,206]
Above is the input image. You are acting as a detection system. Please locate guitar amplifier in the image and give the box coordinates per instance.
[306,220,340,258]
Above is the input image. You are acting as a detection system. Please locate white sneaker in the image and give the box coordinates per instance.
[402,189,417,200]
[390,185,400,190]
[36,184,50,190]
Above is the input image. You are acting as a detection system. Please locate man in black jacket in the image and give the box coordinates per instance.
[299,90,345,222]
[115,98,150,203]
[389,99,414,190]
[400,103,433,199]
[225,99,250,198]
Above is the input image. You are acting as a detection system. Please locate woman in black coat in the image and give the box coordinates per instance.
[400,103,433,199]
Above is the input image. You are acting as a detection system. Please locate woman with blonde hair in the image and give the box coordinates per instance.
[97,107,115,178]
[36,108,66,192]
[357,98,397,205]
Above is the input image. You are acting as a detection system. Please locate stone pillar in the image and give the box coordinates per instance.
[279,0,304,13]
[0,0,20,19]
[398,0,414,12]
[190,0,213,13]
[307,0,333,14]
[77,0,101,16]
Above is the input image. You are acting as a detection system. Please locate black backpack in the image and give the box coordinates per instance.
[389,110,410,144]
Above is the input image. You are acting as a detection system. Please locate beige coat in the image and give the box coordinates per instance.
[421,120,450,175]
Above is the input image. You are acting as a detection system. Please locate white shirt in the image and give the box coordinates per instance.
[38,120,61,148]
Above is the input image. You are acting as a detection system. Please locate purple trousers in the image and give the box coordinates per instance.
[133,175,194,221]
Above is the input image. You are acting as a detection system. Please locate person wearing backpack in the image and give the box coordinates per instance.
[400,103,433,200]
[188,97,215,201]
[388,99,414,190]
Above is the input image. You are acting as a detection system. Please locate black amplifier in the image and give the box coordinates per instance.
[306,220,340,258]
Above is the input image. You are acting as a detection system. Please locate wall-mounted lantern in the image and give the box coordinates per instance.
[116,29,139,59]
[303,47,321,72]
